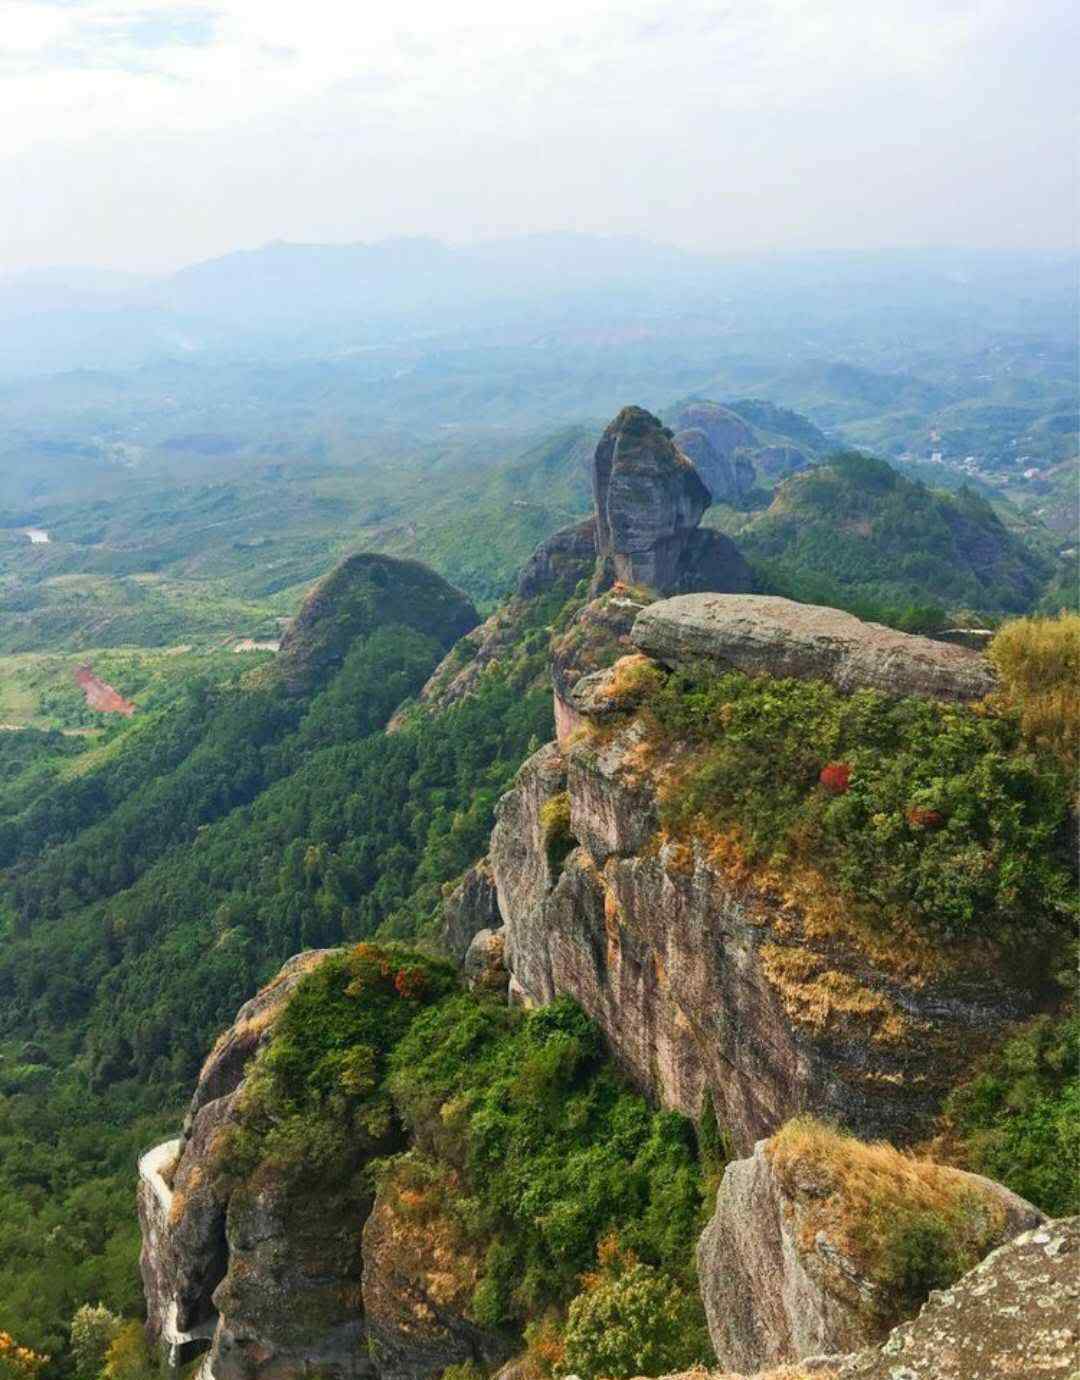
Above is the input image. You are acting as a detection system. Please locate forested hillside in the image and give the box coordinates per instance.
[0,555,552,1354]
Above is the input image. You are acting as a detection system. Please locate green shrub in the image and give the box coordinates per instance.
[388,996,705,1330]
[561,1254,710,1380]
[875,1210,973,1320]
[217,944,457,1185]
[69,1303,122,1380]
[946,1012,1080,1215]
[644,668,1075,944]
[539,792,576,874]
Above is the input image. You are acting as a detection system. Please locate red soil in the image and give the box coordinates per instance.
[73,665,135,716]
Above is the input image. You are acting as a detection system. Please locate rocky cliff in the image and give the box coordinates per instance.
[137,440,1071,1380]
[277,552,478,694]
[697,1123,1043,1372]
[406,405,750,722]
[669,401,757,503]
[490,594,1051,1150]
[137,949,365,1380]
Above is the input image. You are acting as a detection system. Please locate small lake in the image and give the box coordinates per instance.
[23,528,50,544]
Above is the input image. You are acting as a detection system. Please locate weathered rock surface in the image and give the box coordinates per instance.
[830,1217,1080,1380]
[632,594,996,702]
[140,950,339,1354]
[490,725,1037,1152]
[139,949,360,1380]
[698,1138,1044,1373]
[515,516,597,600]
[209,1169,373,1380]
[361,1166,511,1380]
[550,588,653,743]
[441,860,502,964]
[670,401,757,502]
[463,926,509,993]
[592,406,711,591]
[399,405,752,729]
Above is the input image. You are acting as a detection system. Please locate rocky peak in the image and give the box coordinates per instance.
[592,405,712,592]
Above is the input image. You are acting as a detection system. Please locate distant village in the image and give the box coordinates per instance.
[899,427,1057,489]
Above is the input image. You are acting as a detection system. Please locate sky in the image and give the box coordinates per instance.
[1,0,1076,272]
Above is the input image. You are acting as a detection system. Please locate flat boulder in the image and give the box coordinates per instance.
[631,594,996,702]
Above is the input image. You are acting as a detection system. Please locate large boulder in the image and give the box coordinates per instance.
[625,1220,1079,1379]
[697,1126,1044,1374]
[632,594,996,702]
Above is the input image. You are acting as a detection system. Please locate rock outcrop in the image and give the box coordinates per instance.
[592,406,706,590]
[670,401,757,502]
[440,860,503,964]
[515,516,597,600]
[632,594,996,703]
[490,715,1036,1152]
[697,1131,1044,1374]
[625,1221,1079,1379]
[829,1216,1079,1380]
[407,406,751,728]
[361,1163,511,1380]
[138,949,359,1380]
[591,406,749,594]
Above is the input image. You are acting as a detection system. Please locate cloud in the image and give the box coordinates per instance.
[0,0,1074,268]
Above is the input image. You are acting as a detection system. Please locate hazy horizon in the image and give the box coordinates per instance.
[4,0,1077,274]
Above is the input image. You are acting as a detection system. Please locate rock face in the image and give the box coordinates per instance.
[361,1165,511,1380]
[829,1217,1080,1380]
[137,949,365,1380]
[632,594,996,703]
[670,401,757,502]
[440,860,503,964]
[490,722,1036,1153]
[401,405,751,727]
[592,406,710,591]
[697,1137,1044,1374]
[515,516,597,600]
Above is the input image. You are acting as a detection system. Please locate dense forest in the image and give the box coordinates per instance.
[0,557,553,1358]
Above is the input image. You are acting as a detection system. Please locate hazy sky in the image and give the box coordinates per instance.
[2,0,1076,272]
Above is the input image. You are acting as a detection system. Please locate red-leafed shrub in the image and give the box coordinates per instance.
[819,762,852,794]
[906,807,945,830]
[393,966,428,1000]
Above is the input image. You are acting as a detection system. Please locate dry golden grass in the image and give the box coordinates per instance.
[759,944,910,1045]
[766,1116,1004,1278]
[604,653,666,705]
[989,611,1080,773]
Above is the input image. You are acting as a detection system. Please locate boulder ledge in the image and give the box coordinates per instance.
[631,593,996,702]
